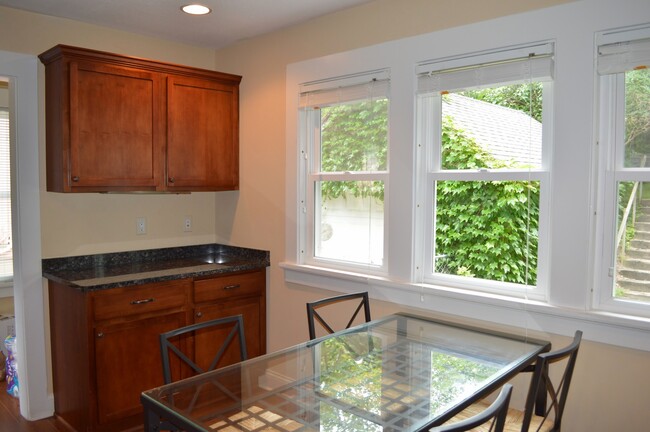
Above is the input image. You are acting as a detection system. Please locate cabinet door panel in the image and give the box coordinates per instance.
[194,298,262,370]
[94,312,186,424]
[167,76,238,191]
[70,61,165,189]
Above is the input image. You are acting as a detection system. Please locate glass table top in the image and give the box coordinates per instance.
[141,313,549,432]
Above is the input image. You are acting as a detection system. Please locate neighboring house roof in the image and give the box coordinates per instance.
[443,93,542,167]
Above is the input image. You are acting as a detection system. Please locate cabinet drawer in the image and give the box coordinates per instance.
[93,280,189,321]
[194,271,264,303]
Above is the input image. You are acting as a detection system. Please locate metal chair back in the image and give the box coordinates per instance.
[520,330,582,432]
[306,292,371,340]
[160,315,247,384]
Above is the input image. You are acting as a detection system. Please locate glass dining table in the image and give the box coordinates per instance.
[141,312,550,432]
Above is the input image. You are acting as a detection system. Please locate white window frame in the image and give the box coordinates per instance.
[284,2,650,353]
[594,24,650,317]
[0,106,12,292]
[298,71,390,275]
[415,44,554,300]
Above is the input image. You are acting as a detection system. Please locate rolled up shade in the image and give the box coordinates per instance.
[598,37,650,75]
[299,70,390,108]
[417,42,554,95]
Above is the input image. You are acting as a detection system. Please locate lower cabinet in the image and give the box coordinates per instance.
[94,311,186,425]
[47,269,266,432]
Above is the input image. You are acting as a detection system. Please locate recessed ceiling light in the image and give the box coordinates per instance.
[181,4,211,15]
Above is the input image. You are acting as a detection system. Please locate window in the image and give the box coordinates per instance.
[595,26,650,315]
[416,43,553,298]
[0,103,12,287]
[299,71,389,271]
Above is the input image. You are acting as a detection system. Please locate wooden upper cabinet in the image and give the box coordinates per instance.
[69,61,165,190]
[39,45,241,192]
[167,76,239,191]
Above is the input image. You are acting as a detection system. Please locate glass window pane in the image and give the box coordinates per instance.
[614,181,650,303]
[315,181,384,266]
[623,69,650,168]
[441,84,542,170]
[434,180,539,285]
[320,98,388,172]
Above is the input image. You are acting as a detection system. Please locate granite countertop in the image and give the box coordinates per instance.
[42,243,270,291]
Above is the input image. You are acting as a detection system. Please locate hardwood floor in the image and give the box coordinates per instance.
[0,380,69,432]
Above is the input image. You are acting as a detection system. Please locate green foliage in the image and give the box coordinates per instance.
[624,69,650,164]
[320,99,388,201]
[316,88,539,285]
[435,116,539,285]
[462,82,543,123]
[317,334,499,430]
[428,352,499,412]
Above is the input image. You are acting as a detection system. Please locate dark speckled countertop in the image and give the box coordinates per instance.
[42,243,270,291]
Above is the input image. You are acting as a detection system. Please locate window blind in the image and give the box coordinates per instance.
[417,42,554,95]
[0,109,11,282]
[299,70,390,108]
[598,37,650,75]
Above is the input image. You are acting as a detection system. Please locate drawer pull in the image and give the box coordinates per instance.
[223,284,240,290]
[97,332,104,338]
[130,298,155,305]
[196,312,203,318]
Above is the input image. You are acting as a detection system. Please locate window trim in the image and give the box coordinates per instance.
[593,25,650,318]
[415,47,554,300]
[284,1,650,353]
[0,107,12,290]
[298,71,390,274]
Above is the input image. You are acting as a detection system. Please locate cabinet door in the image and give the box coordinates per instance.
[193,297,263,370]
[94,311,186,425]
[69,61,165,190]
[166,76,239,191]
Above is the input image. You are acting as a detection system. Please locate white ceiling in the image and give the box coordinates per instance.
[0,0,374,49]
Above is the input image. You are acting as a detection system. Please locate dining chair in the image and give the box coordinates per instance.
[512,330,583,432]
[430,384,513,432]
[159,314,248,384]
[450,330,582,432]
[306,291,371,340]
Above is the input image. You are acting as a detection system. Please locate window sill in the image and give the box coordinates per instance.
[280,261,650,352]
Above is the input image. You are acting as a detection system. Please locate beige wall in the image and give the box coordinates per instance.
[212,0,650,430]
[0,0,649,429]
[0,6,232,258]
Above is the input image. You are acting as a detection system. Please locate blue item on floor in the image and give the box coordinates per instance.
[4,335,17,398]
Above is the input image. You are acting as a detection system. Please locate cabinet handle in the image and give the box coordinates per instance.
[97,332,104,338]
[196,312,203,318]
[130,298,155,305]
[223,284,240,290]
[168,177,175,184]
[72,176,80,182]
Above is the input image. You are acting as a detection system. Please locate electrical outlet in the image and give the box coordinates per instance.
[136,217,146,235]
[184,216,192,232]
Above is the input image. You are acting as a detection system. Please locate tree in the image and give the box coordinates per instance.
[316,84,540,285]
[462,82,543,122]
[320,99,388,201]
[436,115,539,284]
[625,69,650,165]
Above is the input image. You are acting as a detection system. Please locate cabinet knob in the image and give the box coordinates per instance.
[72,176,80,182]
[196,312,203,318]
[97,332,104,338]
[168,177,175,184]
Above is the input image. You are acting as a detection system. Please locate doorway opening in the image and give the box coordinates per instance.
[0,79,15,362]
